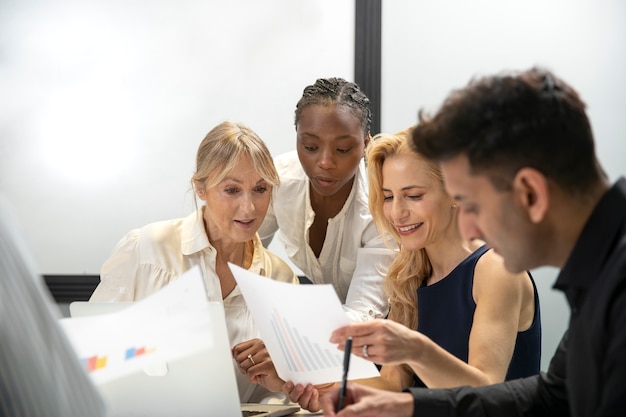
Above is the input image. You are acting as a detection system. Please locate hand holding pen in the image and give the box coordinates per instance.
[337,336,352,411]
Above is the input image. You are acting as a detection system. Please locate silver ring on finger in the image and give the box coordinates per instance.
[362,344,369,358]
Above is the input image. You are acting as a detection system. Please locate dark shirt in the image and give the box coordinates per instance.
[413,245,541,387]
[407,177,626,417]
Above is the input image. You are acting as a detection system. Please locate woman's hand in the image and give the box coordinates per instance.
[233,338,337,412]
[330,319,421,366]
[282,381,336,412]
[231,338,285,392]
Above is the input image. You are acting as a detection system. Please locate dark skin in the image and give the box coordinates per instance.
[295,103,368,257]
[308,177,354,257]
[231,103,369,411]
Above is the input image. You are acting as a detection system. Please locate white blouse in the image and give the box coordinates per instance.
[90,207,299,402]
[258,151,395,322]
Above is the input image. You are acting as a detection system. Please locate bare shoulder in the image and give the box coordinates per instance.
[473,248,532,300]
[475,248,527,281]
[475,247,536,330]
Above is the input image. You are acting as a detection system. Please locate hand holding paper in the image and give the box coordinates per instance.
[229,263,379,385]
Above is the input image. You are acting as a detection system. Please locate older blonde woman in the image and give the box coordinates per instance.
[90,121,298,403]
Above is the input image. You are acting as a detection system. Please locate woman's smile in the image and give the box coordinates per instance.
[397,222,423,235]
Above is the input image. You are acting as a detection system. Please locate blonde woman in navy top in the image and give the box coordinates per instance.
[256,127,541,411]
[332,129,541,390]
[285,129,541,412]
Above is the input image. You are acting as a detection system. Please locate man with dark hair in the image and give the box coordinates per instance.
[320,67,626,417]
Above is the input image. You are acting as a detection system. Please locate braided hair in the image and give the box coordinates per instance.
[295,77,372,135]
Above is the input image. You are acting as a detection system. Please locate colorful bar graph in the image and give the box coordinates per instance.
[80,345,155,373]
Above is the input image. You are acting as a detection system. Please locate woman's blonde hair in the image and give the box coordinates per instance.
[366,127,445,330]
[192,121,279,195]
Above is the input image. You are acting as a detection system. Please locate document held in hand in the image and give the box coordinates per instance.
[59,266,214,384]
[229,263,380,385]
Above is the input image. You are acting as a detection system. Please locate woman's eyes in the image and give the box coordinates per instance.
[302,145,354,153]
[382,194,423,202]
[223,186,268,195]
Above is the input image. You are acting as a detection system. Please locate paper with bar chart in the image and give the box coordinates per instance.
[59,266,214,384]
[230,263,380,385]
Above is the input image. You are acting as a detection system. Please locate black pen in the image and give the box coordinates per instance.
[337,337,352,411]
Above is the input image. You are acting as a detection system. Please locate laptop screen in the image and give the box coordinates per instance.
[64,267,300,417]
[65,301,243,416]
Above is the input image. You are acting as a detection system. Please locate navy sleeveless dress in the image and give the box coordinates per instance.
[412,245,541,387]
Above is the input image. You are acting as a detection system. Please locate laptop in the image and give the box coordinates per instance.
[67,301,300,417]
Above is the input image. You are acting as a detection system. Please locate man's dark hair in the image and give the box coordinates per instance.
[411,67,605,194]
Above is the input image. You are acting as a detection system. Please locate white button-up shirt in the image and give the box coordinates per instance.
[258,151,395,322]
[90,208,298,403]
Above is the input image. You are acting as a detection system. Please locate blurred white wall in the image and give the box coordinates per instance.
[381,0,626,371]
[0,0,355,276]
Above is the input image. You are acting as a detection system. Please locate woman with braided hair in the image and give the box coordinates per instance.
[232,78,394,409]
[258,77,395,323]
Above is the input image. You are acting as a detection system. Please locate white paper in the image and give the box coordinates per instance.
[229,263,380,385]
[59,266,213,384]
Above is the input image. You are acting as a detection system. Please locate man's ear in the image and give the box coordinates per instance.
[513,168,549,224]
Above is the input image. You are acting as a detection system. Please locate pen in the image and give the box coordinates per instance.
[337,336,352,411]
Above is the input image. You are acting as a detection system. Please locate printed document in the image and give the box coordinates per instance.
[229,263,380,385]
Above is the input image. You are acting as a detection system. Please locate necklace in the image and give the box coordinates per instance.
[239,241,247,268]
